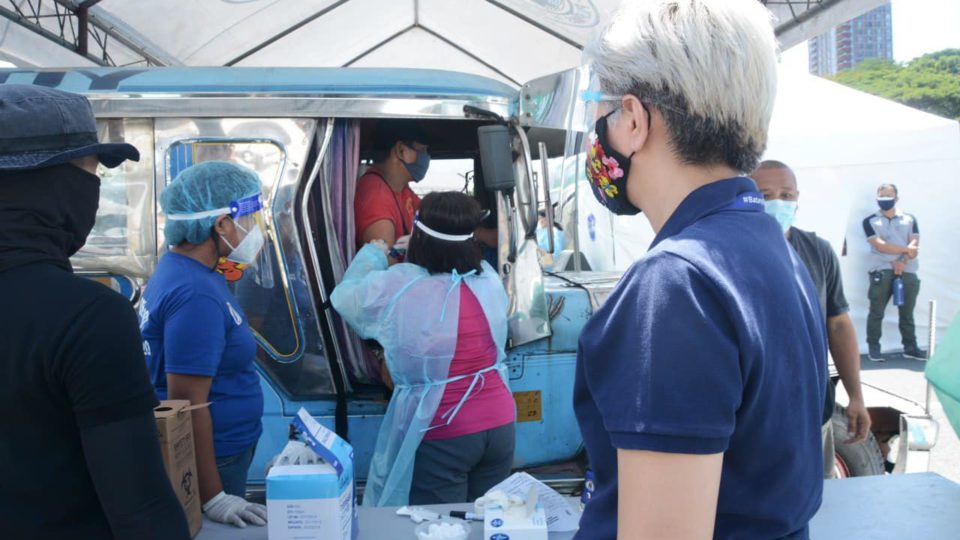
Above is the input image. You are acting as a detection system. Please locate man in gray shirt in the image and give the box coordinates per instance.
[862,183,923,360]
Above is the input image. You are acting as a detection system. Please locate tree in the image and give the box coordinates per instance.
[829,49,960,121]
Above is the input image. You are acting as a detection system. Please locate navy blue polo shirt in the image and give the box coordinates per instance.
[574,177,826,540]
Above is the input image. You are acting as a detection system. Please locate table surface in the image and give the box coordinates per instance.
[196,472,960,540]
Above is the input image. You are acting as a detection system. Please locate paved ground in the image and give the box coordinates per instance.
[856,352,960,483]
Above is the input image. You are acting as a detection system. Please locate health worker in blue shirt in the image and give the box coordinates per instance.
[141,161,268,529]
[574,1,827,539]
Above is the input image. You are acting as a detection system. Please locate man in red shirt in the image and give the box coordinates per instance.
[356,121,431,261]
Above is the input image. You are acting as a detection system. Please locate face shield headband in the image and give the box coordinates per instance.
[414,212,474,242]
[165,192,264,221]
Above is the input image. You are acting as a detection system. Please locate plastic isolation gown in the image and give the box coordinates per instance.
[330,244,510,507]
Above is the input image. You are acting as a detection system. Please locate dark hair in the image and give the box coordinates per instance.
[372,120,429,162]
[878,183,899,196]
[406,191,485,275]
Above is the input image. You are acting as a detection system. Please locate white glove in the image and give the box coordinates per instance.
[369,239,389,257]
[202,491,267,528]
[276,440,319,466]
[394,234,411,252]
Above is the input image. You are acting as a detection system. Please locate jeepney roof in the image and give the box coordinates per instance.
[0,67,517,100]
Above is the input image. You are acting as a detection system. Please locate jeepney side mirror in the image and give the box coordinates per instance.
[478,125,516,192]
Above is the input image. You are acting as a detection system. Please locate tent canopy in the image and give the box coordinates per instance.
[1,0,887,86]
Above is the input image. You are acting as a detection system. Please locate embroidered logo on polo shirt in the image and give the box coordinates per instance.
[226,302,243,326]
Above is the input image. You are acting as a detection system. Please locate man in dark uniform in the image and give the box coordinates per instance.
[754,160,871,478]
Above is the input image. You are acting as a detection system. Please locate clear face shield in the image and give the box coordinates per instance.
[562,66,643,216]
[166,192,275,288]
[220,193,275,289]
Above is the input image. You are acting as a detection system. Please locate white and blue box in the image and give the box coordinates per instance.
[266,409,357,540]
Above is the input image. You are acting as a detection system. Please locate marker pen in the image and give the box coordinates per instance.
[449,511,483,521]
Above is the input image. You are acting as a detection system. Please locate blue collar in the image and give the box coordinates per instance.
[652,177,762,249]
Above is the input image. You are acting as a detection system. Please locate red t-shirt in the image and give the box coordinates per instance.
[354,167,420,247]
[423,284,516,441]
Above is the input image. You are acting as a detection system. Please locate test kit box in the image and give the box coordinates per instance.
[484,505,549,540]
[154,400,203,538]
[266,408,357,540]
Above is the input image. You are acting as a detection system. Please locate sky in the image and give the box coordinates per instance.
[781,0,960,73]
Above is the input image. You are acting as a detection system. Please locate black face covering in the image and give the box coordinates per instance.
[0,164,100,273]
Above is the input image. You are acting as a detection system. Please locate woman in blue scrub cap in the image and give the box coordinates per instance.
[140,160,269,529]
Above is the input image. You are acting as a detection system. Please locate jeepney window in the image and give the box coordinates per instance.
[409,158,475,197]
[165,140,308,378]
[71,118,156,278]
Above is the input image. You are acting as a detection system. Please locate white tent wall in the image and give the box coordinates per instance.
[0,19,96,67]
[578,69,960,355]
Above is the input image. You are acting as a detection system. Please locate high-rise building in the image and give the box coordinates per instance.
[809,3,893,76]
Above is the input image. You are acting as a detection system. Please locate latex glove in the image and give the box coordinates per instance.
[265,440,319,475]
[369,239,389,257]
[202,491,267,528]
[394,234,411,252]
[276,440,319,466]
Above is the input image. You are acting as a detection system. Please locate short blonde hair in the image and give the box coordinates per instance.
[585,0,778,172]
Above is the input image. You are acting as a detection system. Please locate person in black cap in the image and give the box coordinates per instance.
[0,85,190,539]
[355,120,431,261]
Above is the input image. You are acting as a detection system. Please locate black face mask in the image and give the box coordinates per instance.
[585,109,642,216]
[0,164,101,272]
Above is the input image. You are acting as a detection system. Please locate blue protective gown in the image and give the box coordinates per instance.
[331,244,509,507]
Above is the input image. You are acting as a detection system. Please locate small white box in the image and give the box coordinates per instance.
[483,505,549,540]
[267,464,351,540]
[266,409,357,540]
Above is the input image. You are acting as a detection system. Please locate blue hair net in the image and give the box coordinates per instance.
[160,160,262,246]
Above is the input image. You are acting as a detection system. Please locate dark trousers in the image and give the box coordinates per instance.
[867,270,920,347]
[216,443,257,498]
[409,422,515,505]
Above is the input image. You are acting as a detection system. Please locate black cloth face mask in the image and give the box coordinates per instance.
[0,163,100,273]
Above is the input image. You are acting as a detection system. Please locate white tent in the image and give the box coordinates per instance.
[577,68,960,354]
[0,0,886,85]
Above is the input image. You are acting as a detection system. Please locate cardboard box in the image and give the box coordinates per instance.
[267,408,357,540]
[154,400,203,538]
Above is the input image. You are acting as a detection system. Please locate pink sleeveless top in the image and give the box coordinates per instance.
[423,284,516,441]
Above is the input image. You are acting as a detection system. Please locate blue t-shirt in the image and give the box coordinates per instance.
[574,177,827,540]
[140,252,263,458]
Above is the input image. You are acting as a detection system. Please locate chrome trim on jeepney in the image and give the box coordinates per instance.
[300,121,351,393]
[88,94,514,120]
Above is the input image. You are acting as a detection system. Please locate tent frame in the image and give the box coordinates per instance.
[0,0,885,71]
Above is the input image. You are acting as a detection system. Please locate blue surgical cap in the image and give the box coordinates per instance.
[160,160,262,246]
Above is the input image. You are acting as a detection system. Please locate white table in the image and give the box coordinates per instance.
[196,472,960,539]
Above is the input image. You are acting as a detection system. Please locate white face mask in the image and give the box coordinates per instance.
[221,222,264,265]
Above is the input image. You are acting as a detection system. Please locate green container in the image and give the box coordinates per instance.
[925,313,960,439]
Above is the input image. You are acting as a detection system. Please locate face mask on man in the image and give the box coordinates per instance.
[763,199,798,233]
[585,110,641,216]
[877,197,896,211]
[402,144,430,182]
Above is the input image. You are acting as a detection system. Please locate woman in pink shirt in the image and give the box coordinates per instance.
[332,191,515,506]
